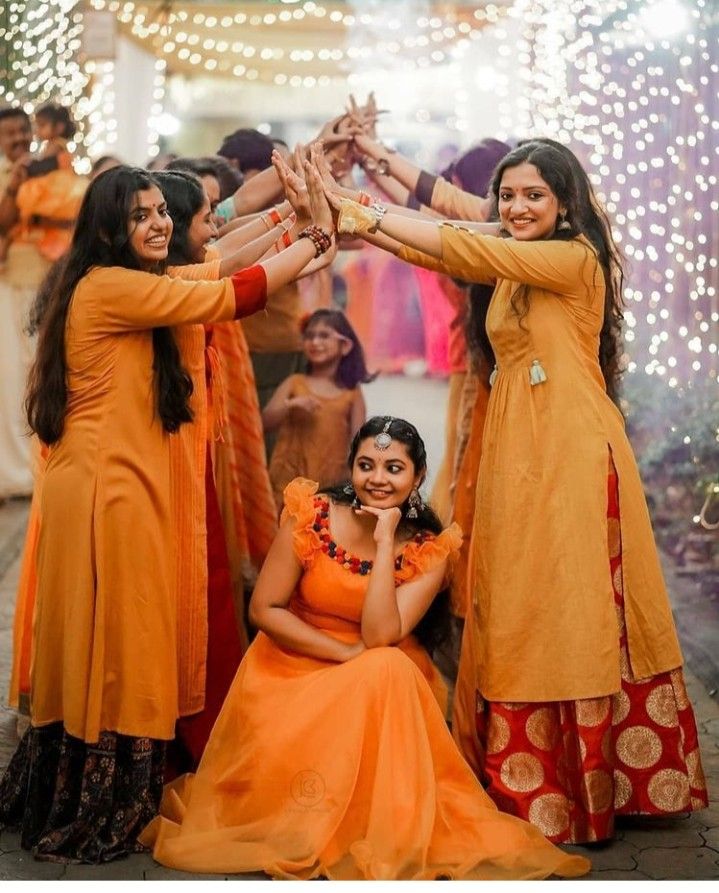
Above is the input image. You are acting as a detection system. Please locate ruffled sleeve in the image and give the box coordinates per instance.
[395,522,463,584]
[280,477,321,566]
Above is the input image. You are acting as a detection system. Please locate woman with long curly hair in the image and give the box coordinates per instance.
[0,163,335,863]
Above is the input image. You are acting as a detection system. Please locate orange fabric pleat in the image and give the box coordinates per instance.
[210,320,277,578]
[8,440,47,708]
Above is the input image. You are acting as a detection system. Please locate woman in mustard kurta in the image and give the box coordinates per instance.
[140,416,589,880]
[0,165,336,863]
[328,140,707,843]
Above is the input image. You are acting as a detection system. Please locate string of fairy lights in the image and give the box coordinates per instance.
[85,0,504,85]
[512,0,717,395]
[0,0,87,147]
[0,1,716,409]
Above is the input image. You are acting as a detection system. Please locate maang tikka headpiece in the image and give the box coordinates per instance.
[374,417,393,450]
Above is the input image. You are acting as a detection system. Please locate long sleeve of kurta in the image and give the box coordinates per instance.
[438,225,603,298]
[430,177,490,222]
[397,244,477,281]
[85,264,266,332]
[168,258,222,282]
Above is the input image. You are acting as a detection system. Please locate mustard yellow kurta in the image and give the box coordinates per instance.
[30,266,243,743]
[403,226,682,702]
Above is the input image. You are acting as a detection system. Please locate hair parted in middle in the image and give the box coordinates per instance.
[322,414,450,653]
[25,165,193,444]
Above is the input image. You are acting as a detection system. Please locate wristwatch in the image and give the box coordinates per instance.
[376,157,391,176]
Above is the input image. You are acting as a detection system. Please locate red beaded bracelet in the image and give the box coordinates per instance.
[298,225,332,258]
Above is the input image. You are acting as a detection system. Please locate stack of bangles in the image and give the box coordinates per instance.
[298,225,333,257]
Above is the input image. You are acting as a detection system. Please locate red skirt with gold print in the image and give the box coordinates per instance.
[474,459,709,843]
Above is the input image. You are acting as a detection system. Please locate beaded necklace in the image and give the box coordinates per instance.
[312,495,431,577]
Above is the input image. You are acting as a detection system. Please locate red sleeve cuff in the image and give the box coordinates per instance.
[230,265,267,319]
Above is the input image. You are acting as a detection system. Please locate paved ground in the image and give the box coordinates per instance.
[0,375,717,880]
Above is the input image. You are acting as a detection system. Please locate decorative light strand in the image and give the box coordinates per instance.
[513,0,717,391]
[86,0,504,85]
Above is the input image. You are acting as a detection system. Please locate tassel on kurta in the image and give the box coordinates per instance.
[529,359,548,385]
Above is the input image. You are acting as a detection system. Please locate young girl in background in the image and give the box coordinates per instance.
[263,308,373,511]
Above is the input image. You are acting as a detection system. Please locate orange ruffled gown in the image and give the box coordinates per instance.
[140,479,589,880]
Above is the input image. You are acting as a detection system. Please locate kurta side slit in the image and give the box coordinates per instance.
[474,456,707,843]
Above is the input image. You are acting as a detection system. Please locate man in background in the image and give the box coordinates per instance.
[0,107,36,499]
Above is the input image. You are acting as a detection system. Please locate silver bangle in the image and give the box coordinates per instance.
[369,202,387,233]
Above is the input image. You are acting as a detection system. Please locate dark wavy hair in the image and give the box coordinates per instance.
[490,140,625,403]
[152,169,206,266]
[323,416,451,654]
[465,283,496,383]
[26,165,193,444]
[300,309,377,390]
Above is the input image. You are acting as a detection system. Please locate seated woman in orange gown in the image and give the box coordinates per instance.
[140,415,589,880]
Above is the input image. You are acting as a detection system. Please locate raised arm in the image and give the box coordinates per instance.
[336,198,600,295]
[221,165,285,220]
[215,200,293,252]
[352,134,493,222]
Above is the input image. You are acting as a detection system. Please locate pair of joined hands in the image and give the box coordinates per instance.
[271,142,351,238]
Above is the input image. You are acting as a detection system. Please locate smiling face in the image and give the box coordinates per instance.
[127,185,172,269]
[498,162,563,241]
[302,321,352,370]
[187,192,218,263]
[351,437,422,510]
